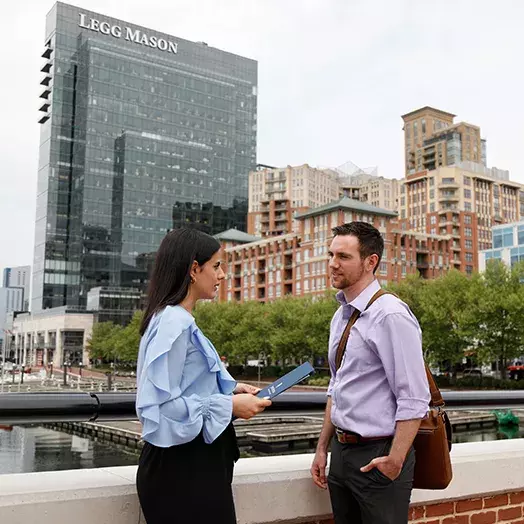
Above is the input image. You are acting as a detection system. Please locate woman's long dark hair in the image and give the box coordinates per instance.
[140,228,221,335]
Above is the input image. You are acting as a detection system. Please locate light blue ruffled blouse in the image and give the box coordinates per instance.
[136,305,237,447]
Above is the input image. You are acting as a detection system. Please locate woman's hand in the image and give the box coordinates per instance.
[232,394,271,420]
[234,383,261,395]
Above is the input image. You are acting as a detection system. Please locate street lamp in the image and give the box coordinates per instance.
[63,361,70,387]
[78,361,84,378]
[20,365,25,385]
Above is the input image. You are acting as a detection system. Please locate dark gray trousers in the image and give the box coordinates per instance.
[327,437,415,524]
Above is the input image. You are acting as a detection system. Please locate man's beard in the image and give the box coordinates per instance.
[331,263,365,290]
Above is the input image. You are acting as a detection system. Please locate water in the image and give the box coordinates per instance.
[0,425,139,475]
[1,424,522,474]
[452,425,524,443]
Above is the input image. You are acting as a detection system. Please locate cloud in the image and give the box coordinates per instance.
[1,0,523,277]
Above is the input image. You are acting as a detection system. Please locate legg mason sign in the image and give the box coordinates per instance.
[79,14,178,54]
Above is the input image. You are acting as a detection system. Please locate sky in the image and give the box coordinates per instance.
[1,0,523,276]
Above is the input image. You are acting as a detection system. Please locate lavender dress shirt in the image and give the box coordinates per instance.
[327,279,430,438]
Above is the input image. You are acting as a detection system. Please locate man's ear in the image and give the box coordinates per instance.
[368,254,379,272]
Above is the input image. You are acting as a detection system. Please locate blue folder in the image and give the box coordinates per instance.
[256,362,315,400]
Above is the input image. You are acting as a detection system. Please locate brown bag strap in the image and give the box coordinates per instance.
[335,308,360,371]
[334,288,445,408]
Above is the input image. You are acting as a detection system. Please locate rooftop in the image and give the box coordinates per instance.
[214,229,261,244]
[295,197,398,220]
[401,106,457,120]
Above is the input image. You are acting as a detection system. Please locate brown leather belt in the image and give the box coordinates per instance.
[335,427,393,445]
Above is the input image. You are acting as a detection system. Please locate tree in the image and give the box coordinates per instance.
[87,321,123,363]
[417,270,475,367]
[113,311,143,363]
[301,293,338,365]
[386,273,427,321]
[469,260,524,378]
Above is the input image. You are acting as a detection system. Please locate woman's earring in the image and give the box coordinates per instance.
[190,277,196,284]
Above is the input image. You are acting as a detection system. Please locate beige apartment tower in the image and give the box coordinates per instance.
[402,106,486,175]
[248,164,339,237]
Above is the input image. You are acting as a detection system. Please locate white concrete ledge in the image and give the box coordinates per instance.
[0,439,523,524]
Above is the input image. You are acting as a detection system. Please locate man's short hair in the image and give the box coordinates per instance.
[332,221,384,273]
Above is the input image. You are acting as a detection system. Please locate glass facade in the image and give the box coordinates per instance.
[33,3,257,312]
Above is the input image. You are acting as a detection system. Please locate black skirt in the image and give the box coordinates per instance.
[136,423,240,524]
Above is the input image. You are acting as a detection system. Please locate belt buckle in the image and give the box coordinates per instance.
[335,427,345,444]
[336,428,357,445]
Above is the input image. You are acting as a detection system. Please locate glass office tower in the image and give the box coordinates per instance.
[34,3,257,312]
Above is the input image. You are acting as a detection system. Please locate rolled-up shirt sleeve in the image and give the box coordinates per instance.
[369,312,430,421]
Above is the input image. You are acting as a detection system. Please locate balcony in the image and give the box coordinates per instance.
[40,88,51,99]
[41,61,52,74]
[40,75,52,86]
[438,181,460,189]
[274,214,287,223]
[266,186,286,194]
[439,193,459,202]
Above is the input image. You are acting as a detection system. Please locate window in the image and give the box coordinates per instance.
[442,178,455,184]
[465,239,472,249]
[464,215,472,224]
[518,226,524,245]
[466,265,473,275]
[465,202,472,211]
[429,189,434,199]
[465,227,472,237]
[464,189,471,199]
[430,203,435,212]
[465,253,473,262]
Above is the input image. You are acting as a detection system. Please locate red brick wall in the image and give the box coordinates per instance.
[409,492,524,524]
[301,491,524,524]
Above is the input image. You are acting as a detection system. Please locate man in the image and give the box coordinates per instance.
[310,222,430,524]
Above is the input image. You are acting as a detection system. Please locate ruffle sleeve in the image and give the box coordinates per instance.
[136,307,235,447]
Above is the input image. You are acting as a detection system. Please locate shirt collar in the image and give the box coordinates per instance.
[336,279,381,315]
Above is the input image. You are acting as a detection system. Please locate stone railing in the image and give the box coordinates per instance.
[0,439,523,524]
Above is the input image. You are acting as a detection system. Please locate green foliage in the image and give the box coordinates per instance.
[194,293,338,366]
[87,321,123,362]
[467,260,524,378]
[112,311,144,363]
[86,261,524,380]
[307,376,331,387]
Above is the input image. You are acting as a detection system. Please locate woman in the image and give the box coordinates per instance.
[136,228,271,523]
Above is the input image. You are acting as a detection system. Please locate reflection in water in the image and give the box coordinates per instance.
[452,425,524,444]
[0,424,522,474]
[0,425,139,475]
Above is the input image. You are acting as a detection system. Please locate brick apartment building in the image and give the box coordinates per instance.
[218,197,451,303]
[399,107,524,273]
[247,163,400,240]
